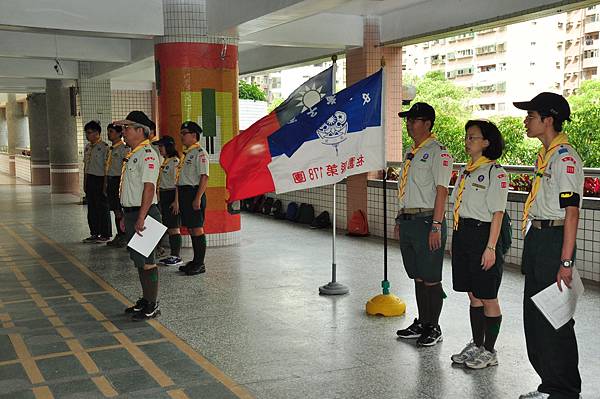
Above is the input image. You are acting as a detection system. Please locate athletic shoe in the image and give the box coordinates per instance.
[451,341,480,364]
[179,261,195,272]
[95,236,111,244]
[82,235,99,243]
[160,256,184,267]
[107,235,126,247]
[465,348,498,369]
[396,318,424,339]
[131,301,160,321]
[518,391,550,399]
[185,263,206,275]
[416,324,443,347]
[124,298,148,314]
[155,245,167,258]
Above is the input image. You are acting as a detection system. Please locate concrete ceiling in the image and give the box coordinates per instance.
[0,0,595,94]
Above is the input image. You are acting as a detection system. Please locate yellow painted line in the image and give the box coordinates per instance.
[20,280,32,288]
[65,339,100,374]
[33,351,73,362]
[30,294,48,308]
[22,223,256,399]
[69,290,87,303]
[56,327,74,339]
[9,334,45,384]
[114,332,174,388]
[101,321,119,333]
[41,307,56,317]
[92,376,118,397]
[25,287,37,294]
[167,389,190,399]
[48,316,63,327]
[2,321,15,328]
[0,313,9,322]
[32,386,54,399]
[82,303,106,322]
[0,359,20,367]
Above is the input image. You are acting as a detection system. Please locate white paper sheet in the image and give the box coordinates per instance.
[531,268,585,330]
[127,216,167,258]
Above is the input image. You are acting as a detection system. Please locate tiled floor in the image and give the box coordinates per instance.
[0,179,598,398]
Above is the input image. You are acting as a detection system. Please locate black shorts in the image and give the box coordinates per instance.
[398,215,447,283]
[106,176,121,211]
[159,189,180,229]
[178,185,206,228]
[451,218,503,299]
[124,204,161,269]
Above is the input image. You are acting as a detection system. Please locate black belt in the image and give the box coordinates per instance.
[531,219,565,229]
[396,210,434,221]
[122,206,140,213]
[159,188,176,192]
[106,175,120,180]
[459,217,490,227]
[177,185,199,189]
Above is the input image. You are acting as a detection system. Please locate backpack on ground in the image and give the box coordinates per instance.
[272,200,286,219]
[285,202,299,222]
[348,209,369,236]
[297,203,315,225]
[261,197,275,215]
[310,211,331,229]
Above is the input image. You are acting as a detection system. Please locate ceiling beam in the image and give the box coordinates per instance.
[239,45,342,75]
[0,78,46,94]
[0,58,78,80]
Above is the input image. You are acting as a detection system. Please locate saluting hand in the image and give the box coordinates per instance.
[556,266,573,292]
[429,230,441,251]
[135,217,146,236]
[481,248,496,271]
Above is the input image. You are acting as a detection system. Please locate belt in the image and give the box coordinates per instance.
[177,185,199,189]
[396,209,434,221]
[159,188,176,192]
[531,219,565,229]
[122,206,140,213]
[459,217,490,227]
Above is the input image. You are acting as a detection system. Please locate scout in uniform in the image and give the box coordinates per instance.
[104,123,129,247]
[450,120,508,369]
[176,121,209,276]
[115,111,162,321]
[82,120,112,243]
[514,93,583,399]
[154,136,184,267]
[395,102,453,347]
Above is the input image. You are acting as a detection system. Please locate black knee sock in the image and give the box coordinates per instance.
[484,315,502,352]
[469,306,485,347]
[427,283,444,327]
[142,267,159,303]
[192,235,206,265]
[138,268,146,299]
[415,281,428,324]
[169,234,182,257]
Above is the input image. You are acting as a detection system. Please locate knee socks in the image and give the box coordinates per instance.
[415,281,429,324]
[469,306,485,347]
[168,234,182,257]
[191,235,206,265]
[142,267,159,304]
[484,315,502,352]
[426,283,444,327]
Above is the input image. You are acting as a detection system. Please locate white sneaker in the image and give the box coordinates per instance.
[519,391,549,399]
[451,341,480,364]
[465,348,498,369]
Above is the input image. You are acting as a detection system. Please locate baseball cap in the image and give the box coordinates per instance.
[513,92,571,121]
[180,121,202,134]
[152,136,175,146]
[113,111,155,130]
[398,102,436,123]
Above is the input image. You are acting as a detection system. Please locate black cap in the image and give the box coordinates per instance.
[121,111,155,130]
[398,102,435,122]
[152,136,175,146]
[180,121,202,134]
[513,92,571,121]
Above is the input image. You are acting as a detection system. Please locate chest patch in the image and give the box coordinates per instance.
[477,175,485,182]
[472,183,486,189]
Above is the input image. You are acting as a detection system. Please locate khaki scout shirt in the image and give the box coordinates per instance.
[177,146,209,186]
[106,142,129,177]
[84,141,109,177]
[451,163,509,222]
[120,144,159,207]
[530,144,584,220]
[159,157,179,190]
[398,139,453,209]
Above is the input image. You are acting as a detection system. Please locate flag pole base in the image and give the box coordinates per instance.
[319,281,349,295]
[366,293,406,317]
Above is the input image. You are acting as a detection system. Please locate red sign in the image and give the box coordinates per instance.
[292,171,306,183]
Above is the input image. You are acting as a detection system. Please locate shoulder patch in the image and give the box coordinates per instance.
[558,148,568,154]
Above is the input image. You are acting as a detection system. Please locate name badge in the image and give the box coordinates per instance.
[472,183,486,189]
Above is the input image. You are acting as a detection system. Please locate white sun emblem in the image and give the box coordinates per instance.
[295,83,326,113]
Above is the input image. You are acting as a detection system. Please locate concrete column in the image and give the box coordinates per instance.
[0,108,7,148]
[27,93,50,185]
[6,94,30,176]
[155,0,240,246]
[344,16,403,231]
[46,80,79,194]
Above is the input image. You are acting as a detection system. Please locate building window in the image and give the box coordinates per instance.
[478,64,496,72]
[584,49,599,59]
[530,62,536,67]
[529,82,535,86]
[530,41,536,46]
[498,103,506,111]
[478,103,496,111]
[498,63,507,71]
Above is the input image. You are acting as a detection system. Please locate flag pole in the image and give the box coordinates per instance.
[365,56,406,316]
[319,55,349,296]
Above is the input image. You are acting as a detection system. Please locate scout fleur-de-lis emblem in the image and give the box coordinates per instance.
[316,111,348,156]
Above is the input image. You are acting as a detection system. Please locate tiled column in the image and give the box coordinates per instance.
[345,17,403,229]
[6,94,30,176]
[0,108,7,149]
[46,80,79,194]
[27,94,50,185]
[155,0,240,246]
[78,62,113,140]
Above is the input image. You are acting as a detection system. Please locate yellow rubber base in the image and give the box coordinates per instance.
[366,294,406,317]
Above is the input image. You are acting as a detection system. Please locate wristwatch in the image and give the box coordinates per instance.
[431,226,441,233]
[560,259,574,268]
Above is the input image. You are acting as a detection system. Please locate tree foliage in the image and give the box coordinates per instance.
[239,81,267,101]
[564,80,600,167]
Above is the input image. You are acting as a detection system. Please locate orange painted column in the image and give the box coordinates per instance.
[155,41,240,246]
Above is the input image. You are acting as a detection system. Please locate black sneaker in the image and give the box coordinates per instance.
[185,263,206,276]
[179,261,195,272]
[396,318,424,339]
[82,235,99,243]
[416,324,443,347]
[124,297,148,314]
[107,235,126,247]
[131,302,160,321]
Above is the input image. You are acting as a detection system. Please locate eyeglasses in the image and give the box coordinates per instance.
[465,135,484,141]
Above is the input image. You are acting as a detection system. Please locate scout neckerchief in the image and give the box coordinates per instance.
[522,133,571,232]
[398,135,437,201]
[119,139,150,197]
[452,156,494,230]
[84,137,102,172]
[104,140,125,175]
[156,156,179,194]
[175,142,201,184]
